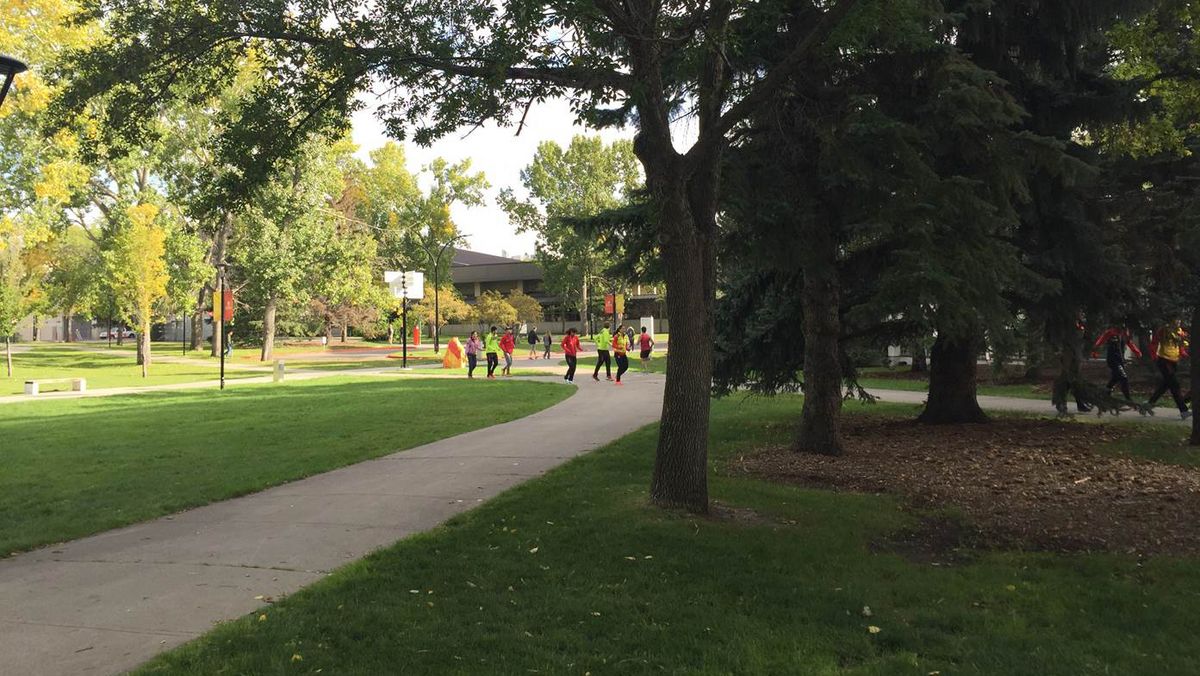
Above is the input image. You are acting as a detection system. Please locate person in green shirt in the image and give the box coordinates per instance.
[592,322,613,381]
[483,326,501,379]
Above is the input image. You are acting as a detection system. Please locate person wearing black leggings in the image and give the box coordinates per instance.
[612,324,630,385]
[592,323,613,381]
[1148,325,1190,419]
[1092,327,1141,401]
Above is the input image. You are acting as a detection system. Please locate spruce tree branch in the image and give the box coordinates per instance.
[682,0,860,173]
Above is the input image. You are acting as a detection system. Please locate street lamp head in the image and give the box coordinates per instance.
[0,54,29,110]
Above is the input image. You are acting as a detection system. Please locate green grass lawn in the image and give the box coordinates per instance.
[0,377,571,557]
[136,396,1200,675]
[0,346,260,395]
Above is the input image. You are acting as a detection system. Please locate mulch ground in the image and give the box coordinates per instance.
[729,418,1200,557]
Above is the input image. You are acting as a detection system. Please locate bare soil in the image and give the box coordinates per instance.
[729,418,1200,556]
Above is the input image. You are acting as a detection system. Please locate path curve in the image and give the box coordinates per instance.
[0,374,666,675]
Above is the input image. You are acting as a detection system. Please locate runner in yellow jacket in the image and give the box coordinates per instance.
[592,323,613,381]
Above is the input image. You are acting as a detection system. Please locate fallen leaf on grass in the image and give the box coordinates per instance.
[867,626,881,634]
[291,654,302,662]
[530,547,539,554]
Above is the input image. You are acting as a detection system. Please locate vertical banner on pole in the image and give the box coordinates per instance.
[604,294,615,315]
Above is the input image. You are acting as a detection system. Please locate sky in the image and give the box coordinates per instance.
[351,97,632,259]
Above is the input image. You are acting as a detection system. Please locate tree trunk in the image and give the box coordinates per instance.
[581,276,590,337]
[1051,338,1085,415]
[324,321,333,346]
[797,227,844,455]
[341,324,347,343]
[191,287,207,351]
[1190,305,1200,445]
[387,323,394,344]
[918,330,988,424]
[4,336,11,377]
[31,315,39,342]
[911,343,928,372]
[63,313,73,343]
[647,184,714,513]
[261,296,277,361]
[139,320,151,377]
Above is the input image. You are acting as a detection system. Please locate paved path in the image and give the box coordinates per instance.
[0,374,666,675]
[867,388,1192,427]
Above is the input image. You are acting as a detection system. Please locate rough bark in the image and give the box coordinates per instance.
[341,324,347,343]
[261,295,277,362]
[648,187,715,513]
[62,313,73,343]
[797,226,844,455]
[918,331,988,424]
[1051,338,1085,415]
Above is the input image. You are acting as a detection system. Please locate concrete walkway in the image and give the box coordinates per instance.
[0,374,666,675]
[868,388,1193,427]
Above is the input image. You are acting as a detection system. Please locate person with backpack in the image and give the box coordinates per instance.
[638,326,655,372]
[1092,326,1141,401]
[561,328,581,382]
[542,330,553,359]
[592,322,613,381]
[465,330,483,379]
[527,326,540,358]
[483,326,501,379]
[1148,323,1191,419]
[500,326,517,376]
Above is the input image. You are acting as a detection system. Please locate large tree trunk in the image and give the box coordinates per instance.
[1051,337,1085,415]
[797,226,844,455]
[647,179,715,513]
[135,329,144,364]
[918,330,988,424]
[62,313,73,343]
[139,319,151,377]
[261,296,278,361]
[341,323,347,343]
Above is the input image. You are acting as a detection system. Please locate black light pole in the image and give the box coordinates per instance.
[418,234,465,354]
[0,55,28,109]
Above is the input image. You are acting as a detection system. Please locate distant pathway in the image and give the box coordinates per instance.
[0,374,666,675]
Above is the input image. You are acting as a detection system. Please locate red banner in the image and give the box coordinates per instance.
[604,294,614,315]
[222,289,234,322]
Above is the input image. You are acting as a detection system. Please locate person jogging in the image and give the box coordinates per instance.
[465,331,483,379]
[543,330,553,359]
[592,322,613,381]
[561,328,581,382]
[500,327,516,376]
[527,326,540,359]
[638,326,655,372]
[1092,326,1141,401]
[1148,323,1190,419]
[483,326,501,379]
[612,324,631,385]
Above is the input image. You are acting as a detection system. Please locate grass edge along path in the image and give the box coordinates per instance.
[137,397,1200,675]
[0,377,571,557]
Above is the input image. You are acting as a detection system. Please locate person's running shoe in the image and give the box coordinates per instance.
[593,374,599,382]
[615,381,623,386]
[606,377,614,381]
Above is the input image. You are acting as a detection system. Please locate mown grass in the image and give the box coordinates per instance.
[0,377,571,556]
[137,395,1200,675]
[0,346,259,395]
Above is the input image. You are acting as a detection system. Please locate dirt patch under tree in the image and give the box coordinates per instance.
[729,418,1200,556]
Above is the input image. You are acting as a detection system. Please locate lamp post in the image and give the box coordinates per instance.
[0,55,28,109]
[417,233,466,354]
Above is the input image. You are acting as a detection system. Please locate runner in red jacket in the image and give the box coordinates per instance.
[561,329,581,383]
[499,328,516,376]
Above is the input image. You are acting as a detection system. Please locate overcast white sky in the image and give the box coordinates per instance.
[350,97,632,259]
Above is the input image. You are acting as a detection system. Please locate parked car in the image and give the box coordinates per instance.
[97,328,136,339]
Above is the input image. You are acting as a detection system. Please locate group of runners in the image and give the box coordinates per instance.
[461,321,656,384]
[1093,323,1191,419]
